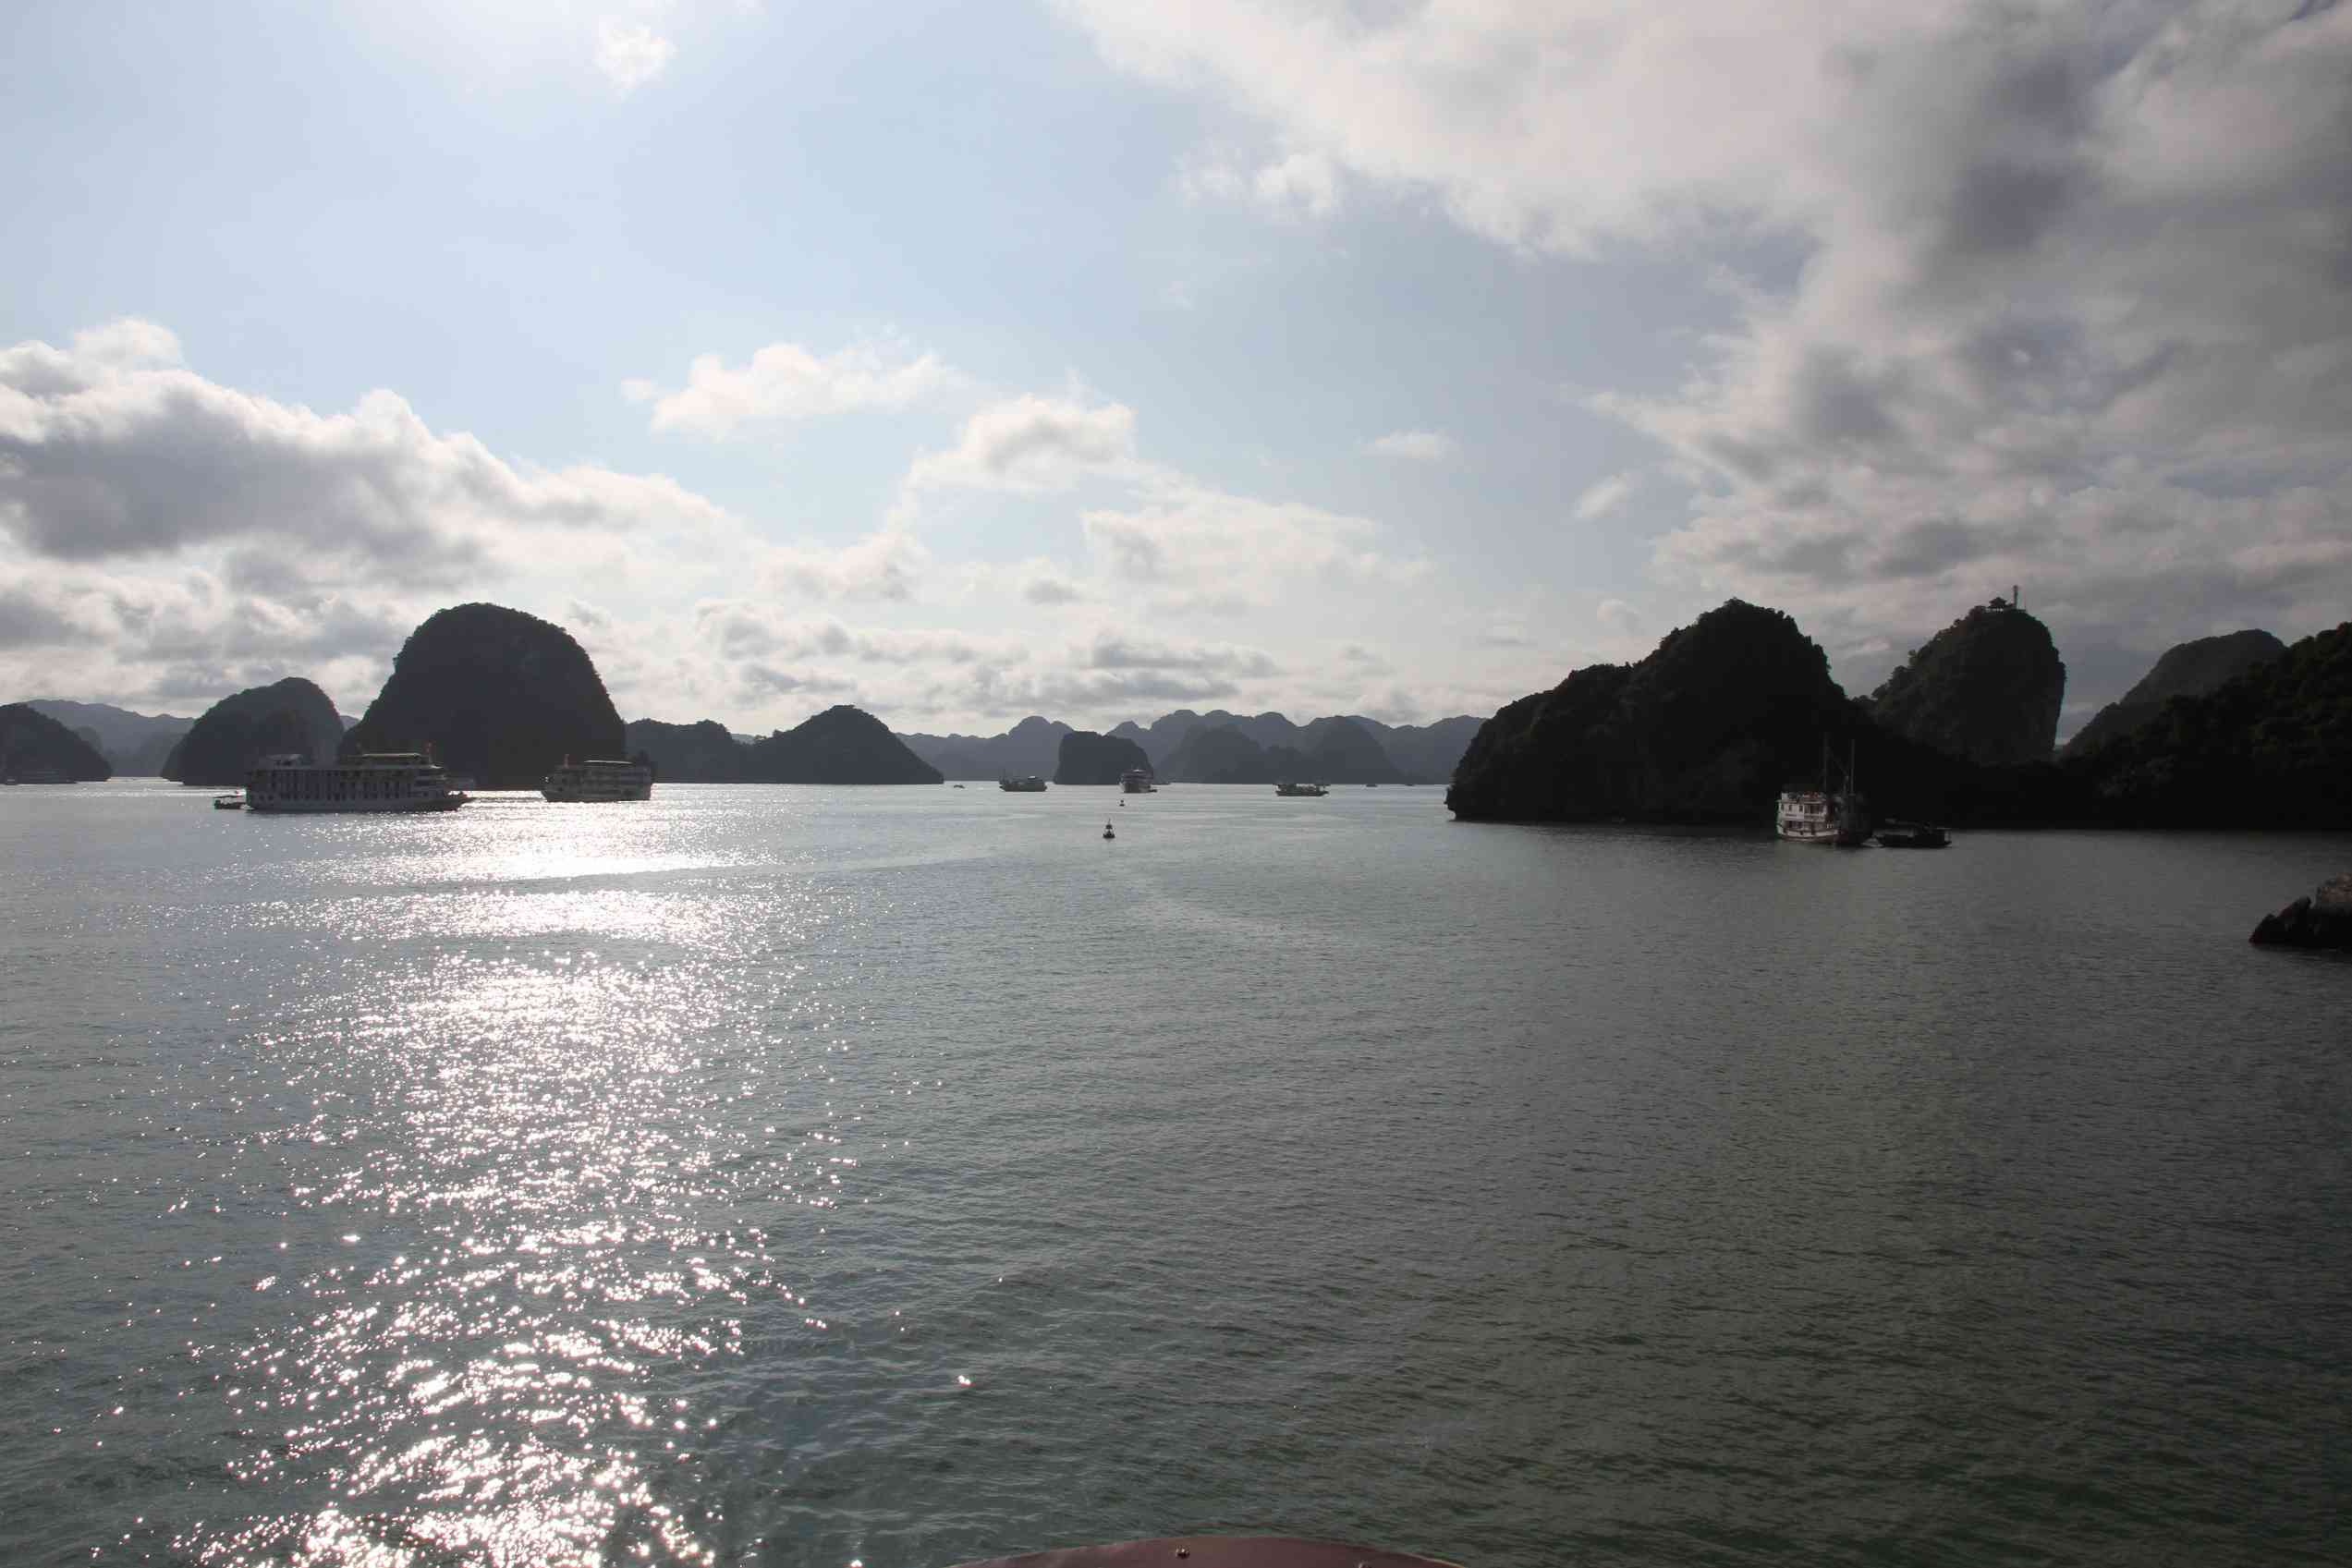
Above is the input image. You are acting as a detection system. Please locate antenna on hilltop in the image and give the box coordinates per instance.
[2013,584,2022,611]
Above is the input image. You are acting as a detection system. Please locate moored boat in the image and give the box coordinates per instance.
[244,752,469,813]
[1273,781,1328,796]
[999,774,1047,792]
[1776,740,1871,845]
[1874,820,1951,848]
[213,793,244,810]
[1120,768,1156,794]
[542,757,652,802]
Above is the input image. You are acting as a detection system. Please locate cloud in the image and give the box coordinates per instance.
[626,338,954,438]
[1079,632,1277,677]
[1364,430,1458,463]
[1079,481,1427,614]
[0,320,730,587]
[1572,472,1638,521]
[594,18,676,93]
[1064,0,2352,700]
[1181,148,1342,218]
[759,529,932,602]
[907,395,1139,493]
[1021,573,1084,605]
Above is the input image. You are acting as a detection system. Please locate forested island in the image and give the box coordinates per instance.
[163,676,344,786]
[1445,598,2347,829]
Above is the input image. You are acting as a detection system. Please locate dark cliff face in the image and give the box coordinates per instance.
[345,603,624,788]
[1446,600,1858,822]
[1162,724,1273,784]
[2064,621,2351,826]
[2061,629,2285,759]
[0,703,114,780]
[162,677,343,785]
[1299,717,1406,784]
[1866,601,2066,767]
[1054,730,1152,784]
[624,719,746,783]
[744,706,942,784]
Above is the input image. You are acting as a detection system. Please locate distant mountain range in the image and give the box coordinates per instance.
[896,708,1484,784]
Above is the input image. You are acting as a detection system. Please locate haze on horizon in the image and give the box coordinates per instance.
[4,0,2347,741]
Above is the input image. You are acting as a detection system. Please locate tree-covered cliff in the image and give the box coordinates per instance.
[344,603,625,788]
[1866,599,2066,766]
[161,677,343,785]
[2061,630,2285,759]
[2064,622,2351,826]
[0,703,113,780]
[1054,730,1152,784]
[743,706,941,784]
[624,719,747,783]
[1447,600,1863,822]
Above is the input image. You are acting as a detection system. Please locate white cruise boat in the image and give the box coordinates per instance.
[542,758,653,802]
[244,752,469,813]
[1120,769,1156,794]
[1776,740,1870,845]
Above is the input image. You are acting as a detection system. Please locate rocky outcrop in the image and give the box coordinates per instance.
[2250,873,2352,948]
[0,703,113,780]
[344,603,625,789]
[1867,599,2066,766]
[1162,724,1277,784]
[743,706,941,784]
[1054,730,1152,784]
[2067,621,2351,827]
[624,718,747,783]
[896,715,1071,781]
[1448,600,1866,822]
[24,700,193,774]
[2062,630,2285,759]
[162,677,344,785]
[1295,717,1407,784]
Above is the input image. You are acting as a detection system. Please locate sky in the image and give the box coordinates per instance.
[3,0,2347,740]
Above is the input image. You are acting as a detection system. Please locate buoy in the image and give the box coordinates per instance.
[1103,823,1115,839]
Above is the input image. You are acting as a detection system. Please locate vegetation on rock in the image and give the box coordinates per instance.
[2062,630,2284,759]
[162,677,343,785]
[2064,622,2351,826]
[344,603,625,788]
[1866,599,2066,766]
[1053,730,1152,784]
[743,705,942,784]
[624,718,747,783]
[0,703,114,780]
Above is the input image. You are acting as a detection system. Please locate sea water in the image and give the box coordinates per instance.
[2,780,2347,1566]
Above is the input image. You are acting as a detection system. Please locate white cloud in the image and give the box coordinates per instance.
[1063,0,2352,692]
[0,319,730,583]
[626,337,954,438]
[1571,472,1638,521]
[1181,148,1342,219]
[759,529,932,602]
[1364,429,1458,463]
[594,18,676,93]
[906,394,1139,493]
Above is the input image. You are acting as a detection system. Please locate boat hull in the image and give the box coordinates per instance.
[247,795,469,813]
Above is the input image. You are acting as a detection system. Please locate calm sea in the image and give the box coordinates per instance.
[2,780,2347,1567]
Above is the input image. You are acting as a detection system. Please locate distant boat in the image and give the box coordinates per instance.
[1120,769,1156,794]
[999,774,1047,792]
[1875,820,1951,849]
[542,758,652,802]
[212,793,244,810]
[1102,822,1115,840]
[1273,781,1328,796]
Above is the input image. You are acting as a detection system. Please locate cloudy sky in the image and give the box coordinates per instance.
[5,0,2346,738]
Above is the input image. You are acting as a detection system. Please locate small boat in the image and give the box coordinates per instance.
[213,793,244,810]
[1102,822,1115,840]
[1121,769,1156,794]
[1273,781,1328,797]
[1874,820,1951,848]
[1777,739,1871,845]
[999,774,1047,792]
